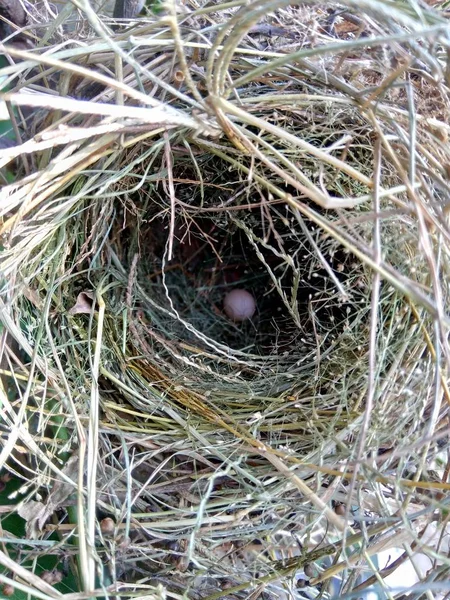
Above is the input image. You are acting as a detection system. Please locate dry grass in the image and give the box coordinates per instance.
[1,0,450,599]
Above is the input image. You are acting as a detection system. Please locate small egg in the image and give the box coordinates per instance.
[223,289,256,321]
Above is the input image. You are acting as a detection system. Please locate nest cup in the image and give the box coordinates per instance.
[1,0,450,597]
[114,123,374,384]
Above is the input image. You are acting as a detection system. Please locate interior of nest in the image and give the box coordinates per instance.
[94,105,392,402]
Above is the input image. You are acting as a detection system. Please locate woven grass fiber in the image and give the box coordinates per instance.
[1,0,450,599]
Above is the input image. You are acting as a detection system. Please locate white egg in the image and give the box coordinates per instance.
[223,289,256,321]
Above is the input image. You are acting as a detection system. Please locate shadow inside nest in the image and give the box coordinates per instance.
[112,158,368,375]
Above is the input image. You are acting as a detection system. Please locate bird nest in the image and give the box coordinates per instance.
[1,0,450,598]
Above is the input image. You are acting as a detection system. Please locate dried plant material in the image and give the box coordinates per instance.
[0,0,449,598]
[22,286,43,309]
[68,291,94,315]
[18,454,78,538]
[17,500,47,539]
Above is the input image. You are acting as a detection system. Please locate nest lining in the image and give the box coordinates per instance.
[103,107,385,374]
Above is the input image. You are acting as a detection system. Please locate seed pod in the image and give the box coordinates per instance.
[41,570,63,585]
[100,517,115,535]
[52,571,63,584]
[304,563,315,578]
[334,503,346,516]
[2,584,14,596]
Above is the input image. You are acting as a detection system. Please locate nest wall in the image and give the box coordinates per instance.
[1,0,450,598]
